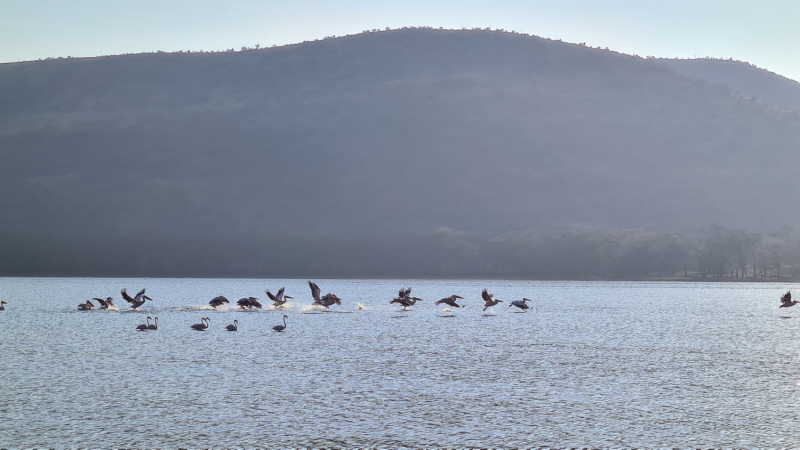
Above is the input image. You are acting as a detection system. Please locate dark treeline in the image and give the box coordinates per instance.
[2,225,797,280]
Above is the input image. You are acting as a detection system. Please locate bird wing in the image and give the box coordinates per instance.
[309,281,321,302]
[266,290,278,302]
[277,287,286,301]
[121,288,135,304]
[93,298,107,307]
[481,289,492,303]
[782,291,792,303]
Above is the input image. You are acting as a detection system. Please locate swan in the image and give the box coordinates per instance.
[148,317,158,330]
[0,301,6,311]
[225,319,238,331]
[273,315,288,332]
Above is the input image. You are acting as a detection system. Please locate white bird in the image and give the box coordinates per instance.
[266,287,292,308]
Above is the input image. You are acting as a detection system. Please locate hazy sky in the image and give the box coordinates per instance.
[2,0,799,81]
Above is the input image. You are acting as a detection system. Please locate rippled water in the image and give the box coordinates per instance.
[1,278,800,447]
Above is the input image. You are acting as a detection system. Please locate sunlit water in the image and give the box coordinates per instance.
[1,278,800,447]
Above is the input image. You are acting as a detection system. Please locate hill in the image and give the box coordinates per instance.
[657,57,800,112]
[1,28,800,276]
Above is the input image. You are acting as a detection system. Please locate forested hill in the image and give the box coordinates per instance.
[2,28,800,277]
[658,58,800,113]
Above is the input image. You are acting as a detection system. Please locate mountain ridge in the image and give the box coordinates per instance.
[1,29,799,275]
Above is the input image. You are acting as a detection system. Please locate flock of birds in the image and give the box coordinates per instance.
[66,282,536,333]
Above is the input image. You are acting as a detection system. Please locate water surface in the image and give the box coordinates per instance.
[1,278,798,447]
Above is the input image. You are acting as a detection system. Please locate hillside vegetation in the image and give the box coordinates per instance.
[1,28,800,277]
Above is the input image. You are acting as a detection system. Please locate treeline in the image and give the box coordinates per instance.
[1,225,797,280]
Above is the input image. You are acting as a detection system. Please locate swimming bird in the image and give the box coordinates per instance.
[435,295,465,308]
[309,281,342,309]
[93,297,115,310]
[121,288,151,310]
[136,316,152,331]
[780,291,798,308]
[0,301,6,311]
[481,289,503,311]
[509,298,531,311]
[237,297,262,310]
[273,315,288,332]
[266,287,292,308]
[390,287,423,310]
[225,319,238,331]
[77,300,95,311]
[191,317,209,331]
[148,317,158,330]
[209,296,230,309]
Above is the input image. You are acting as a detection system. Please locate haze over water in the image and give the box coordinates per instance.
[1,278,798,447]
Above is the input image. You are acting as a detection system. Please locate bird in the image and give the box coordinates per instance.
[266,287,292,308]
[148,317,158,330]
[93,297,116,310]
[509,298,531,311]
[225,319,238,331]
[273,315,288,332]
[77,300,95,311]
[208,296,230,309]
[191,317,210,331]
[435,295,465,308]
[237,297,262,310]
[121,288,151,310]
[780,291,798,308]
[309,281,342,309]
[136,316,152,331]
[390,287,423,310]
[481,289,503,311]
[0,301,6,311]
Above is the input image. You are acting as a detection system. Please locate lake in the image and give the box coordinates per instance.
[1,278,798,447]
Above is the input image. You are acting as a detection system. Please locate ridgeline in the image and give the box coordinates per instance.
[2,28,799,278]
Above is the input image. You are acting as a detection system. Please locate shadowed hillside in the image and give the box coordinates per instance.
[658,57,800,112]
[1,28,800,276]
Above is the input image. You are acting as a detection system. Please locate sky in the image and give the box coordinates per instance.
[1,0,799,81]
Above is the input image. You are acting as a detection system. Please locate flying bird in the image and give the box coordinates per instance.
[435,295,465,308]
[390,287,423,310]
[309,281,342,309]
[121,288,151,310]
[209,296,230,309]
[481,289,503,311]
[77,299,95,311]
[237,297,262,310]
[509,298,531,311]
[93,297,115,310]
[266,287,292,308]
[780,291,798,308]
